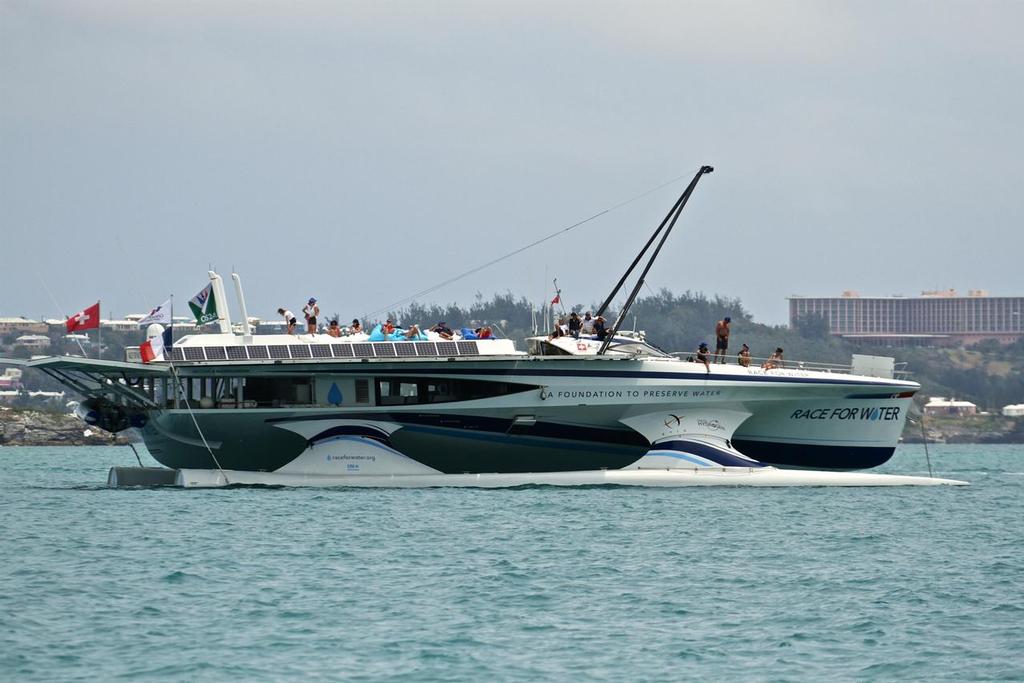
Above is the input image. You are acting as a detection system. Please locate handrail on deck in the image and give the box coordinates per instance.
[668,351,912,379]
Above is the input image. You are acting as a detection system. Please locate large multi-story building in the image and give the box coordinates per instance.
[788,289,1024,346]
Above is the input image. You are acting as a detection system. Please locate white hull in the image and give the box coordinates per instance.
[170,466,967,488]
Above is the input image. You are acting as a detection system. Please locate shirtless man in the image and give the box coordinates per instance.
[714,316,731,364]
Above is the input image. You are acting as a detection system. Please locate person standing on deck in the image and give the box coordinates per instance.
[303,298,320,334]
[278,308,297,335]
[714,316,731,364]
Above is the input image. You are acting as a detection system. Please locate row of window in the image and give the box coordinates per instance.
[168,340,483,363]
[159,375,534,409]
[791,298,1024,334]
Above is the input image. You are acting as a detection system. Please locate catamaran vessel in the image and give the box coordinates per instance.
[9,166,966,487]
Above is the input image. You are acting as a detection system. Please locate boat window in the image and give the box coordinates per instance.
[355,379,369,403]
[606,341,669,358]
[242,376,313,407]
[377,380,419,406]
[538,341,573,356]
[374,377,536,406]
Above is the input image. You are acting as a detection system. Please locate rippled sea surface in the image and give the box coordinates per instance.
[1,444,1022,682]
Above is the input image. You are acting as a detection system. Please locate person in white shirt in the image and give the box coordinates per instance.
[581,312,596,335]
[277,308,297,335]
[302,298,320,334]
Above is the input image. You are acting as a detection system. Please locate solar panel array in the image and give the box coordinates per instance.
[163,340,483,363]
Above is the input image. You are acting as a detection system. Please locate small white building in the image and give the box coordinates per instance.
[100,319,143,333]
[1002,404,1024,417]
[14,334,51,350]
[923,396,978,417]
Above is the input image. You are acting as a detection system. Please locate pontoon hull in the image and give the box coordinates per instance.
[166,467,966,488]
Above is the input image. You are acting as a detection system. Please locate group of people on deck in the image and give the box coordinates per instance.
[549,311,609,341]
[273,301,785,370]
[690,316,785,373]
[276,299,493,342]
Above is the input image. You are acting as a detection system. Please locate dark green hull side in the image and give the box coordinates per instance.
[140,410,648,473]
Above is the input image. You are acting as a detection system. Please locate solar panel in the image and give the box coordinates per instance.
[394,343,417,357]
[353,343,374,358]
[269,346,290,359]
[168,347,184,362]
[414,342,438,356]
[183,347,206,361]
[226,346,248,360]
[456,341,478,355]
[311,345,332,358]
[437,341,458,357]
[247,345,269,360]
[374,343,396,357]
[205,347,227,360]
[331,344,354,358]
[289,345,312,359]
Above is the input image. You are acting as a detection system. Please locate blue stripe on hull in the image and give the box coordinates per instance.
[730,438,895,470]
[653,440,765,468]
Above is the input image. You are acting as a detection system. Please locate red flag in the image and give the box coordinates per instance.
[551,294,560,305]
[67,302,100,333]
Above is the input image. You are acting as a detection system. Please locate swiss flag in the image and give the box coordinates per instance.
[67,302,100,333]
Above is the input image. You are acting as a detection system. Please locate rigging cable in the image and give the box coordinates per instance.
[918,413,935,479]
[168,357,229,485]
[362,171,694,319]
[908,402,935,478]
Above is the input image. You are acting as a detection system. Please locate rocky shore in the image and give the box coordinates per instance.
[0,407,134,446]
[902,414,1024,444]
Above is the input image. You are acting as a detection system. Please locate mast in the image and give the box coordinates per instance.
[231,272,252,340]
[208,271,233,335]
[597,165,713,355]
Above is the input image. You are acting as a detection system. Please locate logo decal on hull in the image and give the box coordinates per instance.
[790,406,902,422]
[664,414,683,428]
[696,418,725,431]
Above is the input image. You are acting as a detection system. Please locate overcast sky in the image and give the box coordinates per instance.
[2,1,1021,326]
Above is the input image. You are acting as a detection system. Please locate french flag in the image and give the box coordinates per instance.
[140,327,173,364]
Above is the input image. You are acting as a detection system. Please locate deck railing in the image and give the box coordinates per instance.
[668,351,911,379]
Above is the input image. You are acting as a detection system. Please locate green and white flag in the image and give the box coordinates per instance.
[188,283,219,326]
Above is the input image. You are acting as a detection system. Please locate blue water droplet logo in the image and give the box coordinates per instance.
[327,382,343,406]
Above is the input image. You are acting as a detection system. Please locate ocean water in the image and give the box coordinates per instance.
[1,445,1022,682]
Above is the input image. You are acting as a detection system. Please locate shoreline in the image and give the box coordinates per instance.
[0,407,134,446]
